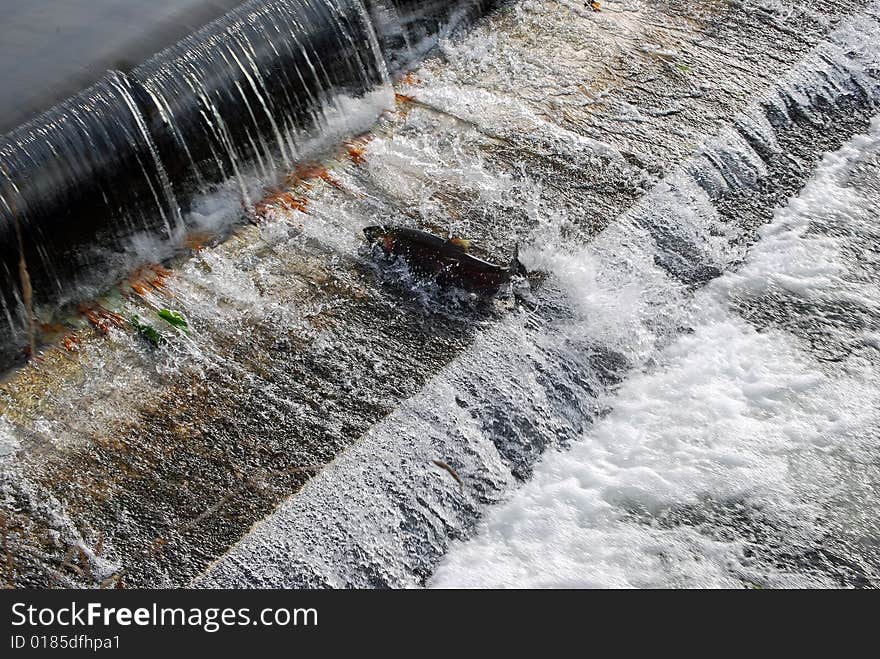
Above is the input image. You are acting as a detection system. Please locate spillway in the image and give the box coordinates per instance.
[0,0,488,368]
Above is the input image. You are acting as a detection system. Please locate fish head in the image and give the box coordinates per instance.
[363,225,396,252]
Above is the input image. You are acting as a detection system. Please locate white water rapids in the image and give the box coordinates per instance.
[201,1,880,589]
[432,117,880,588]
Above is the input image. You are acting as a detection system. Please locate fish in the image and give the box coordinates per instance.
[363,225,528,295]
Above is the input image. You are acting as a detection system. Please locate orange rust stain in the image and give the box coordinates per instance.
[151,264,172,279]
[79,303,126,336]
[319,172,342,189]
[293,164,325,181]
[125,263,171,297]
[344,136,372,166]
[280,193,308,212]
[346,144,367,166]
[394,93,416,117]
[183,231,212,252]
[285,163,343,190]
[399,72,420,85]
[61,334,81,352]
[254,189,309,219]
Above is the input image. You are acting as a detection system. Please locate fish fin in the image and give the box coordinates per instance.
[448,237,471,252]
[510,244,528,277]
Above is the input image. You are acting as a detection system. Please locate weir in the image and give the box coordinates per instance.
[0,0,488,366]
[1,0,878,589]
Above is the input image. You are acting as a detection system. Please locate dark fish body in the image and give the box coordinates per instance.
[363,226,527,294]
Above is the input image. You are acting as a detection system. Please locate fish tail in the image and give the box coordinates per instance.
[510,244,528,277]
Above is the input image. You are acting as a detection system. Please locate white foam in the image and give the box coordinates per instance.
[193,1,880,589]
[430,118,880,589]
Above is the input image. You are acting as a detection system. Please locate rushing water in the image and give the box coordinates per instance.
[0,0,488,367]
[431,118,880,588]
[200,0,880,588]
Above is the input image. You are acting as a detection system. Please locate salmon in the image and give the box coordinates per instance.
[363,225,527,295]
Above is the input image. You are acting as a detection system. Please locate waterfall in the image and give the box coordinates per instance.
[0,0,488,366]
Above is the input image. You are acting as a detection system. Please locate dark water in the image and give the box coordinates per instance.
[0,1,248,134]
